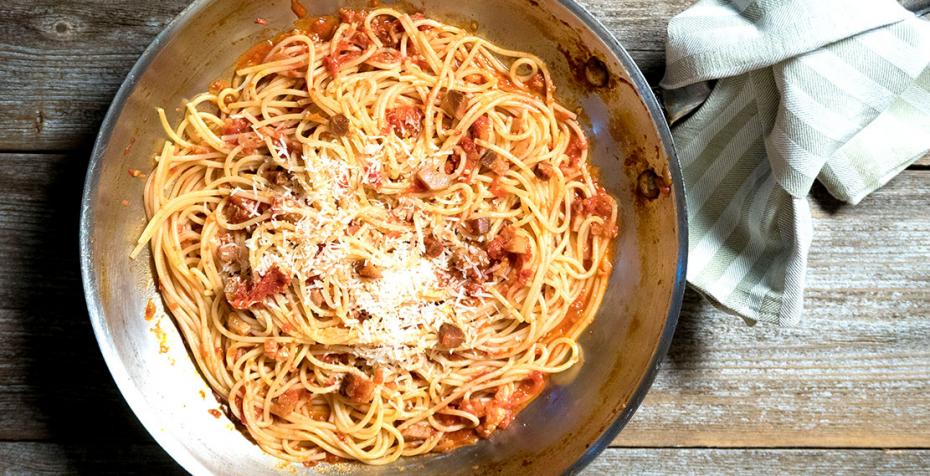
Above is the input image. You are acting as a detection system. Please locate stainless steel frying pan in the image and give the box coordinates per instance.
[80,1,687,474]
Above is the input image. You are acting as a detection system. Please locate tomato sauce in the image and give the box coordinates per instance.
[489,176,508,198]
[369,14,402,47]
[526,72,547,96]
[236,40,274,69]
[144,299,156,321]
[507,371,546,409]
[385,106,424,138]
[226,265,291,309]
[573,186,613,220]
[494,72,546,99]
[290,0,308,18]
[294,15,339,41]
[565,134,587,166]
[208,79,230,94]
[369,48,402,64]
[302,452,345,467]
[434,428,479,452]
[544,287,593,342]
[221,117,250,136]
[457,135,481,177]
[338,8,368,25]
[323,50,362,77]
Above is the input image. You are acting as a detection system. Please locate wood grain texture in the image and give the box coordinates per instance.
[0,152,155,442]
[0,443,182,475]
[614,172,930,448]
[0,1,189,150]
[1,443,929,475]
[583,448,930,475]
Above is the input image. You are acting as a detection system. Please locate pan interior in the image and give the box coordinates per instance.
[80,1,685,474]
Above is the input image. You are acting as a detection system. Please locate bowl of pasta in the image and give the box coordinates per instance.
[80,0,686,474]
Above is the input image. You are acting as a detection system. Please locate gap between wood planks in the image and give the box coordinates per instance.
[1,443,930,475]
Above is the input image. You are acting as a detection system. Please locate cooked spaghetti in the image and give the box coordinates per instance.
[133,7,618,466]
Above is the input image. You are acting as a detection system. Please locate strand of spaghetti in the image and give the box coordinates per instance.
[131,190,224,258]
[156,108,193,148]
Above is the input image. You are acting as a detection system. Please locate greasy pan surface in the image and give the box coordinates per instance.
[80,0,686,474]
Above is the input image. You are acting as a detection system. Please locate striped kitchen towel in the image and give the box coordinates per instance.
[662,0,930,325]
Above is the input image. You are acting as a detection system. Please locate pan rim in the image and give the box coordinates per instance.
[78,1,687,474]
[553,2,687,473]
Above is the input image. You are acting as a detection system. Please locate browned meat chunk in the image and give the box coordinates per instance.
[356,261,383,278]
[222,117,250,135]
[476,400,512,438]
[226,195,269,224]
[534,162,555,180]
[269,195,303,222]
[271,170,289,185]
[470,115,490,142]
[466,217,489,235]
[415,167,452,191]
[450,247,490,280]
[401,422,436,441]
[271,387,305,417]
[438,323,465,349]
[573,187,616,238]
[590,222,616,238]
[441,90,468,120]
[329,113,350,137]
[263,340,278,358]
[424,234,444,258]
[486,234,507,261]
[217,233,246,265]
[637,169,665,200]
[369,14,403,48]
[310,289,325,307]
[481,151,509,175]
[263,340,290,361]
[486,226,511,260]
[341,373,375,403]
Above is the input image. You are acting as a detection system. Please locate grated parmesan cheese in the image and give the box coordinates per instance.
[233,123,492,372]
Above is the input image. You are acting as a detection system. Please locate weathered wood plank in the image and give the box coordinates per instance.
[614,172,930,448]
[0,152,156,442]
[0,152,927,448]
[0,442,182,475]
[0,1,189,151]
[579,0,692,52]
[584,448,930,475]
[1,443,929,475]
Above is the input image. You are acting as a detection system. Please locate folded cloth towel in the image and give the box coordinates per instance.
[662,0,930,325]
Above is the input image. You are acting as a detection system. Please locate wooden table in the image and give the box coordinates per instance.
[1,1,928,473]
